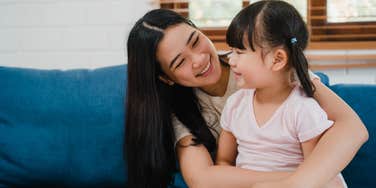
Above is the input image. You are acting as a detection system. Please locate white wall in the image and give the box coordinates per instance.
[319,68,376,84]
[0,0,157,70]
[306,50,376,84]
[0,0,375,84]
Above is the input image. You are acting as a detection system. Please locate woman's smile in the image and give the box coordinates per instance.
[196,56,213,77]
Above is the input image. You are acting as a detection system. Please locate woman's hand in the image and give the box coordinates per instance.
[251,179,295,188]
[251,176,344,188]
[323,176,345,188]
[177,135,291,188]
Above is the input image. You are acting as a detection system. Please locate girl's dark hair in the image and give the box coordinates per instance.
[227,0,315,97]
[126,9,217,188]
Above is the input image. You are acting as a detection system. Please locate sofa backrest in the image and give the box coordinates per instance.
[0,65,128,187]
[0,66,374,188]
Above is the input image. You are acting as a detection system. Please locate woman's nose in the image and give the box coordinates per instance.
[192,54,207,69]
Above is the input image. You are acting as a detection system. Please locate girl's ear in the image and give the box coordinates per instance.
[271,49,288,71]
[158,75,175,86]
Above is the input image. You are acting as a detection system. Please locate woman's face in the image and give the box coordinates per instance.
[156,23,222,87]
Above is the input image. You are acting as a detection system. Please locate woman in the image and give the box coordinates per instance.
[125,9,368,188]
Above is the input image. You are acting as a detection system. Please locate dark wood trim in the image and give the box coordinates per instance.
[213,41,376,50]
[309,0,376,42]
[310,62,376,70]
[160,0,376,52]
[308,41,376,50]
[306,54,376,61]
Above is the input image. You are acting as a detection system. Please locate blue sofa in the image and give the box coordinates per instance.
[0,65,374,187]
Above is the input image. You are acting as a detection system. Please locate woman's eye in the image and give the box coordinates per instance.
[175,58,185,69]
[192,35,199,48]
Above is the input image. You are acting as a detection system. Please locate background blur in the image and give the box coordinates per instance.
[0,0,375,84]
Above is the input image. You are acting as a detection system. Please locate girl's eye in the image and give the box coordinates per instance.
[231,48,243,54]
[235,49,244,54]
[225,50,233,58]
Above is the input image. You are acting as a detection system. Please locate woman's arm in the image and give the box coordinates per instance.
[177,135,291,188]
[282,80,368,188]
[301,136,344,188]
[216,130,238,166]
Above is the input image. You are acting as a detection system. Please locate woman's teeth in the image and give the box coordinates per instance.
[198,62,211,76]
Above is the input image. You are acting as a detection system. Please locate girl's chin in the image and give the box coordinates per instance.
[236,80,248,88]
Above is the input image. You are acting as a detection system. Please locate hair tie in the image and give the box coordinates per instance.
[290,37,298,44]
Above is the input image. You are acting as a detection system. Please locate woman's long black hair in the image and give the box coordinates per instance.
[126,9,217,188]
[227,0,315,97]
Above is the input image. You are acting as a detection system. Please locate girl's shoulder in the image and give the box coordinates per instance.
[287,86,322,112]
[225,89,255,109]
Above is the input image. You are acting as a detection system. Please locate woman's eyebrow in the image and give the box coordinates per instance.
[169,54,181,69]
[169,30,196,69]
[186,31,196,45]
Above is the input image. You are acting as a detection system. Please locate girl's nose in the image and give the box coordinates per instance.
[228,53,237,67]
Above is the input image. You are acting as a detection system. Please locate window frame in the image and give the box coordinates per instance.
[308,0,376,44]
[159,0,376,50]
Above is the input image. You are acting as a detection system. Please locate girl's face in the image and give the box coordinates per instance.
[156,23,222,87]
[228,45,274,89]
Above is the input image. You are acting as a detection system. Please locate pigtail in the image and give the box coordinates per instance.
[288,37,315,97]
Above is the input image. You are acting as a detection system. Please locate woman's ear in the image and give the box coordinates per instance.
[158,75,175,86]
[271,49,288,71]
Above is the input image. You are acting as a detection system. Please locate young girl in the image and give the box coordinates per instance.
[216,1,347,187]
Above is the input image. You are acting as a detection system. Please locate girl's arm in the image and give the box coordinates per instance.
[253,80,368,188]
[177,135,291,188]
[216,130,238,166]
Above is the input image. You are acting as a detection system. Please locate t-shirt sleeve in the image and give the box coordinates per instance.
[172,115,192,146]
[296,99,333,142]
[308,70,320,81]
[220,101,232,132]
[220,90,244,133]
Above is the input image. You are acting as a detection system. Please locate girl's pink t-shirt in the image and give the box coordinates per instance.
[221,86,333,171]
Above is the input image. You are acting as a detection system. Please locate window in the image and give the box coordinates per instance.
[252,0,307,21]
[327,0,376,23]
[310,0,376,42]
[159,0,376,49]
[189,0,242,27]
[189,0,307,27]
